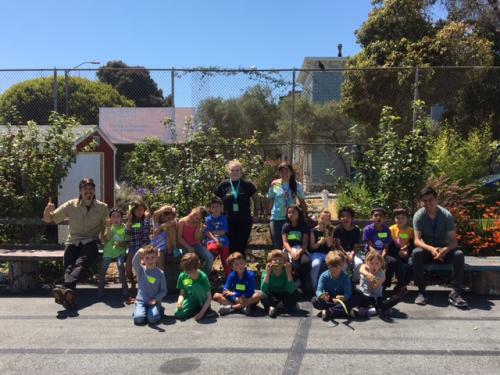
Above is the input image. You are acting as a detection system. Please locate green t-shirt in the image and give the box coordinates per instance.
[103,224,128,258]
[260,267,297,295]
[176,270,211,297]
[413,205,456,247]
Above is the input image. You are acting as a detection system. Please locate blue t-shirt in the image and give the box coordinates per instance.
[267,179,305,221]
[316,270,352,300]
[205,214,229,247]
[363,223,392,252]
[223,269,256,299]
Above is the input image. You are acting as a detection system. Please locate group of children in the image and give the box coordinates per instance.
[99,196,415,325]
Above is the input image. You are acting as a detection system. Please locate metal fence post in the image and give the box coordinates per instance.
[53,67,58,113]
[64,69,69,115]
[171,68,176,142]
[412,66,419,127]
[289,69,296,164]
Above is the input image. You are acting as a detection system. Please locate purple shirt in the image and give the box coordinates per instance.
[362,223,392,252]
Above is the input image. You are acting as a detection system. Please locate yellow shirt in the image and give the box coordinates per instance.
[389,224,414,248]
[52,198,108,245]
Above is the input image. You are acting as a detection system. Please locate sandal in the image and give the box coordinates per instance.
[52,287,65,305]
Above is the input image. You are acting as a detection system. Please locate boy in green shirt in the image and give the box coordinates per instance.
[260,250,299,318]
[99,208,128,296]
[175,253,217,321]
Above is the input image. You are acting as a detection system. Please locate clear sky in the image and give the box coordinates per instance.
[1,0,375,69]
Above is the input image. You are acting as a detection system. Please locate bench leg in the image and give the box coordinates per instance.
[8,261,40,292]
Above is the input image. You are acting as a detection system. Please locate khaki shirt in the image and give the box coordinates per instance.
[52,198,108,245]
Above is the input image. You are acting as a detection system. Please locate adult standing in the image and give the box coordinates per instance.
[267,162,308,249]
[215,160,256,255]
[410,186,468,308]
[43,178,108,309]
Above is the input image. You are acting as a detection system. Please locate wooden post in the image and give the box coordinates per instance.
[8,261,40,292]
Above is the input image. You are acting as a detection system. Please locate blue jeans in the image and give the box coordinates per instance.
[99,256,127,290]
[310,252,327,291]
[270,220,286,249]
[133,301,161,325]
[193,244,213,276]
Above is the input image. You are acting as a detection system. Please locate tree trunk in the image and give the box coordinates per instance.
[8,261,40,292]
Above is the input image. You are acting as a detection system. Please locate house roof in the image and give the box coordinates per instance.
[298,57,347,85]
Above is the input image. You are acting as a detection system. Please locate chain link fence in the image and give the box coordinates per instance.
[0,66,498,192]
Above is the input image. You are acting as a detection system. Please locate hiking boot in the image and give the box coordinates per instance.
[449,290,468,308]
[52,287,64,305]
[218,305,233,316]
[268,306,277,318]
[415,292,427,306]
[321,309,331,321]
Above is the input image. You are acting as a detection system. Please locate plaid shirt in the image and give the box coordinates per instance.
[127,218,152,253]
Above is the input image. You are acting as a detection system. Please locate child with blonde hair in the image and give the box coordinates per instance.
[152,205,177,270]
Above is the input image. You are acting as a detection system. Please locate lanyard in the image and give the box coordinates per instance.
[230,179,241,201]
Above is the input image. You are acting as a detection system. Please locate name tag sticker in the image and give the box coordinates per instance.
[235,283,246,291]
[399,233,409,239]
[377,232,388,239]
[233,203,239,212]
[132,223,141,229]
[147,276,157,284]
[183,278,193,287]
[288,231,301,241]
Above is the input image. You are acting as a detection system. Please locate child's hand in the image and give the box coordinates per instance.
[399,249,409,259]
[223,290,235,297]
[265,262,272,273]
[45,197,55,214]
[177,301,183,309]
[149,299,156,306]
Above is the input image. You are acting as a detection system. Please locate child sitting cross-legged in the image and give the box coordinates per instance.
[132,245,167,326]
[311,250,354,321]
[174,253,217,321]
[213,252,261,316]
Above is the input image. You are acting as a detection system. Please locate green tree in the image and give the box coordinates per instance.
[0,76,133,125]
[97,60,171,107]
[123,128,263,215]
[341,0,495,137]
[195,85,279,142]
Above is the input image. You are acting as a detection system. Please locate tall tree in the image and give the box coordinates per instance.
[97,60,170,107]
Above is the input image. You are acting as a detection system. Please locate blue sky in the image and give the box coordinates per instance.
[1,0,376,69]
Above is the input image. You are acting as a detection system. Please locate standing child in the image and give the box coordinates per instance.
[389,208,414,295]
[260,250,299,318]
[99,208,128,297]
[213,252,261,316]
[282,205,312,295]
[333,207,363,282]
[126,200,152,304]
[311,251,354,321]
[205,197,231,276]
[363,208,405,294]
[174,253,216,321]
[132,245,167,325]
[177,207,214,277]
[352,250,400,319]
[152,205,177,271]
[309,210,334,290]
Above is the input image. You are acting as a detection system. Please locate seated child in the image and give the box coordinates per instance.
[132,245,167,326]
[281,205,312,295]
[205,196,231,276]
[352,250,400,319]
[311,251,354,321]
[309,210,335,291]
[174,253,216,321]
[177,207,213,276]
[333,206,362,282]
[152,205,178,271]
[389,208,414,290]
[260,249,299,318]
[363,208,405,294]
[99,208,128,297]
[213,252,260,316]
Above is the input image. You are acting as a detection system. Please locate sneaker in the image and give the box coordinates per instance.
[52,287,64,305]
[350,307,360,318]
[449,290,468,308]
[367,307,377,317]
[218,305,233,316]
[268,306,277,318]
[243,305,252,316]
[379,308,392,319]
[415,292,427,306]
[321,309,331,321]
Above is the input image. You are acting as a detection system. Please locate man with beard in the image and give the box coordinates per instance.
[43,178,108,309]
